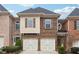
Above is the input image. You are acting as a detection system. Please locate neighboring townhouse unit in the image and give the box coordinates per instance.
[0,5,14,47]
[0,5,20,48]
[66,8,79,50]
[17,7,60,52]
[57,8,79,51]
[12,17,20,45]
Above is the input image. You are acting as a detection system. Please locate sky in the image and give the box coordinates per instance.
[2,4,79,19]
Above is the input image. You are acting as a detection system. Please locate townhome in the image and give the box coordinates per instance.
[66,8,79,51]
[0,4,60,52]
[17,7,60,52]
[0,5,20,48]
[57,8,79,51]
[0,5,14,47]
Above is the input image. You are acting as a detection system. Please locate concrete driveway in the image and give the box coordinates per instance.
[20,51,58,54]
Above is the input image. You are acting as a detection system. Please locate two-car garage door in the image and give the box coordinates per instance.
[23,38,55,52]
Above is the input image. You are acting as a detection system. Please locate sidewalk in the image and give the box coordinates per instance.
[20,51,58,54]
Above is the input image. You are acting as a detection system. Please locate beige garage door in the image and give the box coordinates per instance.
[72,41,79,47]
[41,38,55,52]
[0,37,4,48]
[23,38,38,51]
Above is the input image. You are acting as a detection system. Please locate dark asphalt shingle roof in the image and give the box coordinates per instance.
[68,8,79,16]
[0,4,8,11]
[18,7,58,14]
[58,20,65,24]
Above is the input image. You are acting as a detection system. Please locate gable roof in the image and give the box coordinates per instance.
[68,8,79,16]
[58,20,67,24]
[0,4,14,18]
[0,4,8,11]
[18,7,59,15]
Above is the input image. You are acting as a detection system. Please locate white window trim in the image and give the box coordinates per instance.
[44,19,52,29]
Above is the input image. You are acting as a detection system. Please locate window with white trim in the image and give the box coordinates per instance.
[44,19,52,29]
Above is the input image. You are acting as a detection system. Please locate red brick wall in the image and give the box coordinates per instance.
[0,14,12,46]
[66,17,79,50]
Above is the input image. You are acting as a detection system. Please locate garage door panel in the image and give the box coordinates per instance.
[73,41,79,47]
[41,39,55,52]
[23,39,38,51]
[0,37,4,48]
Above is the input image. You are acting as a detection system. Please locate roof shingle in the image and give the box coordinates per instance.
[0,4,8,11]
[68,8,79,16]
[18,7,58,14]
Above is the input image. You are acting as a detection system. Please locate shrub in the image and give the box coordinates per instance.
[58,46,65,54]
[71,47,79,54]
[0,48,4,54]
[2,46,21,53]
[15,39,22,49]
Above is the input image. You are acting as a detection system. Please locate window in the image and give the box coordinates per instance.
[44,19,52,29]
[76,20,79,30]
[16,21,20,30]
[25,18,35,28]
[13,36,20,42]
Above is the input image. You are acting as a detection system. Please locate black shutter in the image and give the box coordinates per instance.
[33,18,35,28]
[74,21,76,30]
[25,18,27,27]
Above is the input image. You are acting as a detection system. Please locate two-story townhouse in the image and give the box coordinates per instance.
[0,5,60,53]
[17,7,60,52]
[57,8,79,51]
[66,8,79,51]
[0,5,15,47]
[0,4,20,48]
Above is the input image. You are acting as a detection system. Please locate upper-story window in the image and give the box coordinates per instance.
[76,20,79,30]
[25,18,35,28]
[44,19,52,29]
[16,21,20,30]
